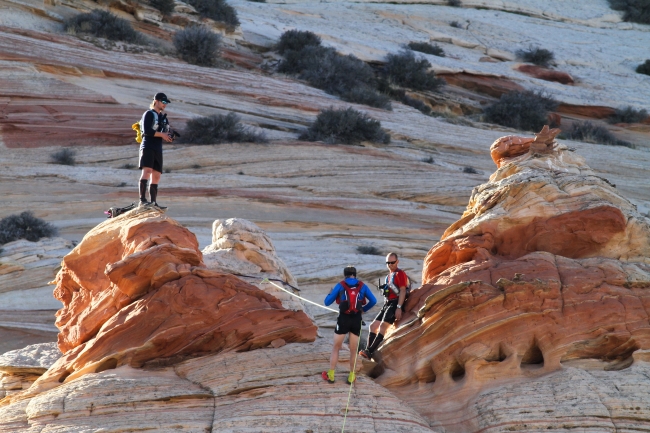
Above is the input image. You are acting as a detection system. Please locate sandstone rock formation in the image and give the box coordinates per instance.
[375,127,650,431]
[6,206,316,400]
[203,218,306,312]
[0,343,59,399]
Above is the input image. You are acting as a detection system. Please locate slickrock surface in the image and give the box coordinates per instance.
[374,130,650,431]
[0,343,60,399]
[10,207,316,399]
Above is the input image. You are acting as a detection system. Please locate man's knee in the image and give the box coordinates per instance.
[369,321,381,333]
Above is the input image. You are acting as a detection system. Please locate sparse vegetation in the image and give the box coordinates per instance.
[357,245,382,255]
[276,29,321,55]
[182,112,268,144]
[50,148,76,166]
[450,20,463,28]
[191,164,202,169]
[422,156,435,164]
[447,0,462,6]
[408,41,445,57]
[0,211,58,245]
[483,90,558,132]
[120,163,136,169]
[636,60,650,75]
[186,0,239,28]
[516,46,555,68]
[300,107,390,145]
[116,182,127,187]
[384,50,445,92]
[564,121,634,148]
[278,42,390,109]
[64,10,140,43]
[607,0,650,24]
[150,0,175,16]
[173,25,221,66]
[608,106,649,123]
[462,166,479,174]
[164,168,172,173]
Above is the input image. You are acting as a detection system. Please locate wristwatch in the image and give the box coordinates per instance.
[396,304,402,309]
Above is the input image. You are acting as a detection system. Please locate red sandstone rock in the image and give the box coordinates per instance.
[516,64,574,84]
[437,72,525,98]
[19,207,316,396]
[557,103,616,119]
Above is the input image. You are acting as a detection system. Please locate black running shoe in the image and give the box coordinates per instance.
[154,202,167,210]
[139,199,151,207]
[359,349,371,360]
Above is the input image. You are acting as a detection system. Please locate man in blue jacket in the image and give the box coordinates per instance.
[322,266,377,385]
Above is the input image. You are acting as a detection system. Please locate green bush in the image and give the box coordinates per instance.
[516,46,555,68]
[608,0,650,24]
[150,0,175,15]
[279,45,390,109]
[0,211,58,245]
[50,148,76,165]
[186,0,239,28]
[637,59,650,75]
[173,25,221,66]
[384,50,445,91]
[182,112,268,144]
[300,107,390,145]
[483,90,558,131]
[565,121,634,148]
[64,10,140,43]
[408,41,445,57]
[276,29,321,55]
[608,106,649,123]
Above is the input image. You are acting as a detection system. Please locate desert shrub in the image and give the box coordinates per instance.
[50,148,76,165]
[191,164,202,169]
[564,121,634,148]
[462,166,479,174]
[636,60,650,75]
[279,45,390,109]
[182,112,268,144]
[150,0,175,15]
[483,90,558,131]
[384,50,445,91]
[607,0,650,24]
[608,106,649,123]
[450,20,463,28]
[408,41,445,57]
[448,0,462,6]
[402,94,432,114]
[64,10,140,43]
[0,211,58,245]
[357,245,382,255]
[248,0,265,2]
[120,163,135,169]
[300,107,390,145]
[173,25,221,66]
[186,0,239,28]
[422,156,435,164]
[276,29,321,55]
[516,46,555,68]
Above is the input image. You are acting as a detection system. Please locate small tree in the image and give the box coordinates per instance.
[384,50,445,91]
[64,10,140,43]
[186,0,239,28]
[173,25,221,66]
[276,29,321,55]
[607,0,650,24]
[300,107,390,145]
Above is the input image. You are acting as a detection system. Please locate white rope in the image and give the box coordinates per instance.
[262,278,339,313]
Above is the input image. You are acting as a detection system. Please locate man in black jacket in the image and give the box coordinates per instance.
[138,92,173,208]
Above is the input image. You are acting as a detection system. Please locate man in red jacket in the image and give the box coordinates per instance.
[359,252,408,360]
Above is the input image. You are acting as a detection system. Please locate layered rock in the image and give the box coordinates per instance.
[5,206,316,400]
[0,343,59,399]
[376,127,650,431]
[203,218,305,312]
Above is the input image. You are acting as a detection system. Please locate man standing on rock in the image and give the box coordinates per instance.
[323,266,376,385]
[360,252,408,361]
[138,92,173,208]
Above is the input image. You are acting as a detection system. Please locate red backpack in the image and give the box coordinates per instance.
[336,280,367,314]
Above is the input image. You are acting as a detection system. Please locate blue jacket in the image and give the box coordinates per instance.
[324,278,377,313]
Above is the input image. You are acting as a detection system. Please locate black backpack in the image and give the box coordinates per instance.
[104,203,136,218]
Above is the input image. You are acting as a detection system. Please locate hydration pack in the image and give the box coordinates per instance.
[336,280,367,314]
[379,269,413,299]
[133,110,166,144]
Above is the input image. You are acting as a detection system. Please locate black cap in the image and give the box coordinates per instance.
[343,266,357,277]
[154,92,170,103]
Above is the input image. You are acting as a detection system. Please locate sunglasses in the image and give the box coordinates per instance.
[386,261,397,265]
[161,101,169,105]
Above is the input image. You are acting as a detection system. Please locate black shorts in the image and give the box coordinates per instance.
[139,148,163,173]
[374,300,399,325]
[335,313,363,336]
